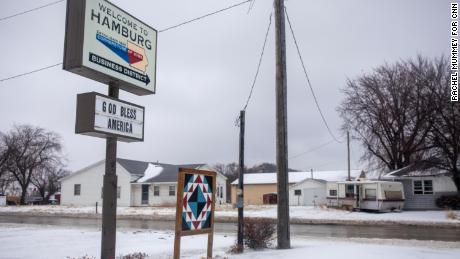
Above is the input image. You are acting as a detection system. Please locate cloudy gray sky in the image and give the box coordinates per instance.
[0,0,451,172]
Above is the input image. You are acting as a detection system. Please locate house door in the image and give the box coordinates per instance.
[141,184,149,205]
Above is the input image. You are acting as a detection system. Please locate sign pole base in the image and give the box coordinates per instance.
[101,83,119,259]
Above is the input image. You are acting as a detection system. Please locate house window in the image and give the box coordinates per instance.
[217,186,220,197]
[365,189,377,199]
[153,185,160,196]
[294,190,301,196]
[329,189,337,196]
[169,185,175,196]
[220,186,223,198]
[414,180,433,195]
[74,184,81,196]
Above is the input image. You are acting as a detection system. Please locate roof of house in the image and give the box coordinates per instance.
[116,158,212,183]
[62,158,220,183]
[383,159,450,178]
[231,170,364,185]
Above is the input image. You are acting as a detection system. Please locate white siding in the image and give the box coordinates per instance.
[289,180,326,206]
[61,162,132,207]
[433,176,457,192]
[216,174,227,205]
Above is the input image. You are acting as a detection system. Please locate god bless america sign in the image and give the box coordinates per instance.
[63,0,157,95]
[75,92,144,142]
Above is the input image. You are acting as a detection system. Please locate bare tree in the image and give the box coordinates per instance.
[338,56,438,171]
[3,125,64,204]
[0,132,13,195]
[31,165,69,202]
[423,57,460,192]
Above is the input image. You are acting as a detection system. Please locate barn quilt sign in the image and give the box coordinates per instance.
[174,168,216,259]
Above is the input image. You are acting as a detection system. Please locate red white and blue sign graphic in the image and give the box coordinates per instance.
[96,33,144,66]
[90,32,150,85]
[182,173,213,231]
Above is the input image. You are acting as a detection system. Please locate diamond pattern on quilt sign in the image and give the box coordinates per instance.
[182,173,213,231]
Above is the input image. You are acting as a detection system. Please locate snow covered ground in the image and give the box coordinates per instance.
[0,223,459,259]
[1,205,459,226]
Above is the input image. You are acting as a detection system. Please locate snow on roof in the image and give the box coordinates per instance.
[231,170,363,185]
[311,170,363,182]
[136,163,163,183]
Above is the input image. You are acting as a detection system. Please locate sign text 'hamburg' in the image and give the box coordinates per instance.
[75,92,144,142]
[63,0,157,96]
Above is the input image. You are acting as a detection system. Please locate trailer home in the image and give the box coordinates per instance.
[326,181,405,212]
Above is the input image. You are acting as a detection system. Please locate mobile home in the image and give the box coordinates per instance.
[326,180,405,211]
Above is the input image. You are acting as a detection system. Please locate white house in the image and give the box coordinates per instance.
[381,160,458,210]
[60,158,227,207]
[289,170,365,206]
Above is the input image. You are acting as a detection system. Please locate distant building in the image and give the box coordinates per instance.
[60,158,227,207]
[381,160,458,210]
[231,170,364,205]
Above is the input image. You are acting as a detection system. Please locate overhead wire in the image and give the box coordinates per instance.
[0,63,62,83]
[242,12,272,111]
[0,0,64,22]
[159,0,252,33]
[284,7,343,143]
[0,0,254,84]
[288,139,335,160]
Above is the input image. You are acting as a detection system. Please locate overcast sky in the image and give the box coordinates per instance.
[0,0,451,172]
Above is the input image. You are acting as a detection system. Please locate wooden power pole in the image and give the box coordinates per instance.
[101,82,119,259]
[347,130,351,181]
[274,0,290,249]
[237,110,245,250]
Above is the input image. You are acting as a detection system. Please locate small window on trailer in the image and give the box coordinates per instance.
[365,189,376,199]
[329,189,337,196]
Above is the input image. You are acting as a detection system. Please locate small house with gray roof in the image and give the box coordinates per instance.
[381,160,457,210]
[60,158,227,207]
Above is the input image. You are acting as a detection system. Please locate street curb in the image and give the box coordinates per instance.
[1,211,459,229]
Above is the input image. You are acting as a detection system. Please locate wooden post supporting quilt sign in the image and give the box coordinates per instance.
[174,168,216,259]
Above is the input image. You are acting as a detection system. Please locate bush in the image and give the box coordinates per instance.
[436,195,460,209]
[243,217,275,249]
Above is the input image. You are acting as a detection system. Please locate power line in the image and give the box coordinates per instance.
[242,12,272,111]
[0,1,253,83]
[0,63,62,83]
[159,0,252,33]
[0,0,64,22]
[289,139,335,160]
[284,7,343,143]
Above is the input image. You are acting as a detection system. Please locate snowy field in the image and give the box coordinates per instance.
[0,223,459,259]
[1,205,459,225]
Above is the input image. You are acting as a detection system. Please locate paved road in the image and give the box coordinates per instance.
[1,215,459,242]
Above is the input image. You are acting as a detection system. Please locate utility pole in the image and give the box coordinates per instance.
[237,110,245,250]
[101,82,119,259]
[347,130,351,181]
[274,0,290,249]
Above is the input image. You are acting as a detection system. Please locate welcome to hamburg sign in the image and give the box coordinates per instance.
[174,168,216,259]
[63,0,157,95]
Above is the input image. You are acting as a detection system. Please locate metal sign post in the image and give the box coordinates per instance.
[63,0,157,258]
[173,168,216,259]
[100,83,119,259]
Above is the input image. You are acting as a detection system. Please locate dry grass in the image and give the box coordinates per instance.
[445,209,459,220]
